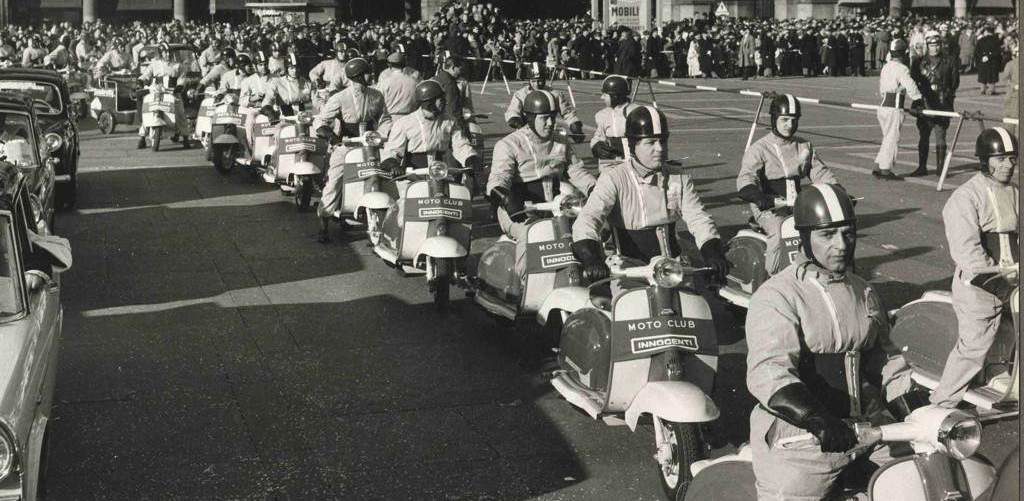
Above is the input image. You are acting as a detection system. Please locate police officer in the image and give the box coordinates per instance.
[738,94,838,276]
[375,51,421,120]
[262,61,312,116]
[746,183,914,500]
[505,62,584,144]
[137,45,191,149]
[487,89,597,241]
[199,49,236,90]
[267,42,288,77]
[376,80,483,242]
[198,39,224,75]
[314,58,393,243]
[931,127,1018,408]
[874,39,923,180]
[309,41,350,111]
[909,31,959,177]
[571,106,728,282]
[240,58,274,144]
[94,41,131,82]
[590,75,636,174]
[217,54,247,92]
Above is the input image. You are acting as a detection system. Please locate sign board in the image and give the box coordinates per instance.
[608,0,642,31]
[715,1,731,16]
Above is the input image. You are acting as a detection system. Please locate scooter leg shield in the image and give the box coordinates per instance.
[558,308,613,392]
[890,297,961,379]
[477,240,519,302]
[724,235,767,292]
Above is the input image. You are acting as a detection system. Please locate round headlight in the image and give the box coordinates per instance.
[297,111,313,125]
[653,258,685,288]
[428,162,448,181]
[559,193,584,215]
[0,428,13,481]
[364,131,382,147]
[45,133,62,152]
[937,411,981,460]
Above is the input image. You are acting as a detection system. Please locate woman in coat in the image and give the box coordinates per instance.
[975,26,1002,95]
[738,28,756,80]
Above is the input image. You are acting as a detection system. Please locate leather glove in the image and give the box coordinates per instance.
[572,239,609,283]
[591,141,620,159]
[699,238,729,284]
[569,121,585,143]
[464,155,483,172]
[315,125,336,144]
[488,186,526,222]
[738,184,774,211]
[507,116,525,129]
[768,383,858,454]
[381,157,404,178]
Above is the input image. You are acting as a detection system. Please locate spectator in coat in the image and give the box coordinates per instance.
[975,25,1003,95]
[958,27,975,72]
[874,28,891,70]
[738,27,756,80]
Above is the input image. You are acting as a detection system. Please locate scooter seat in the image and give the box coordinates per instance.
[686,460,757,501]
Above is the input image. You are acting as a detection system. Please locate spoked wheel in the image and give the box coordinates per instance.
[97,111,115,135]
[213,145,235,174]
[294,176,313,212]
[366,209,386,246]
[430,258,451,312]
[149,127,162,152]
[653,417,704,501]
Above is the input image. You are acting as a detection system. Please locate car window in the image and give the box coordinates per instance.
[0,81,62,114]
[0,112,38,168]
[0,215,24,317]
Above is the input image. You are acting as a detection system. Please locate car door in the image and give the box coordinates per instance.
[15,192,58,414]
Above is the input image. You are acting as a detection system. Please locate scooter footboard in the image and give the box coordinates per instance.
[414,236,467,267]
[536,286,591,326]
[623,381,719,431]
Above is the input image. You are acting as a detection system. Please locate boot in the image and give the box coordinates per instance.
[935,146,946,176]
[908,145,929,176]
[137,136,146,149]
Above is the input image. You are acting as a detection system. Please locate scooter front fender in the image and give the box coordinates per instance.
[414,236,467,267]
[289,160,321,176]
[624,381,719,431]
[359,191,393,210]
[536,286,590,326]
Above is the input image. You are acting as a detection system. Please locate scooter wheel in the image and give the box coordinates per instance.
[654,419,705,501]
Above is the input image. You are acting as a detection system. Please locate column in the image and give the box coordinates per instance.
[888,0,902,17]
[174,0,186,22]
[592,0,600,23]
[954,0,966,17]
[83,0,97,23]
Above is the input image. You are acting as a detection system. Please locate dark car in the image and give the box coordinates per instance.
[0,92,57,234]
[0,69,79,209]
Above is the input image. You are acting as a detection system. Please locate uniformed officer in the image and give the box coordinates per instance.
[746,183,914,500]
[309,41,350,111]
[137,45,191,149]
[216,54,247,92]
[375,51,421,119]
[487,89,597,241]
[240,58,274,144]
[909,31,959,177]
[376,80,483,241]
[199,49,236,89]
[874,39,923,180]
[262,61,312,116]
[931,127,1018,408]
[505,62,584,143]
[94,42,131,81]
[314,58,393,243]
[590,75,637,174]
[571,106,728,282]
[198,40,224,75]
[267,42,288,77]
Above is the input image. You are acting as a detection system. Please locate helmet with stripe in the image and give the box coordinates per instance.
[975,127,1017,160]
[794,183,856,230]
[769,93,801,138]
[523,90,559,116]
[625,105,669,141]
[524,62,548,85]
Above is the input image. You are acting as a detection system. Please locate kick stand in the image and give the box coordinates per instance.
[745,92,767,152]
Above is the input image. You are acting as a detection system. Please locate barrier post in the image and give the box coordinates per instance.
[630,77,641,102]
[500,61,511,95]
[566,78,577,108]
[936,113,966,192]
[745,93,767,152]
[480,59,492,95]
[646,80,658,109]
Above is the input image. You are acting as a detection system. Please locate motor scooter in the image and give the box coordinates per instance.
[473,192,589,329]
[718,194,801,309]
[248,112,279,182]
[373,162,473,311]
[194,86,218,149]
[551,226,720,501]
[890,263,1019,413]
[140,80,178,152]
[684,405,994,501]
[330,129,392,244]
[269,111,327,211]
[209,90,249,174]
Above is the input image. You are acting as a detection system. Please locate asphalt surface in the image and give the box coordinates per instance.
[45,73,1018,500]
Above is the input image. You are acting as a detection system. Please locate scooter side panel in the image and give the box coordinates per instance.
[477,240,518,303]
[779,216,801,268]
[522,220,561,313]
[606,289,655,412]
[868,457,928,501]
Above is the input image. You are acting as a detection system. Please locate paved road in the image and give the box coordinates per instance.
[45,74,1017,499]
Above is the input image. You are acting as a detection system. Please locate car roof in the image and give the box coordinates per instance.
[0,91,33,112]
[0,68,64,87]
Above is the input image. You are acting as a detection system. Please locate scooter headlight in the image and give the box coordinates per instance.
[653,258,685,288]
[937,411,981,460]
[428,162,448,181]
[364,130,383,147]
[297,111,314,125]
[45,132,63,152]
[559,193,584,216]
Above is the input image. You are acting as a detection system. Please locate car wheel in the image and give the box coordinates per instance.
[97,111,115,135]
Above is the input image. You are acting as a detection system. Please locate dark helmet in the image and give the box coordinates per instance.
[975,127,1018,160]
[625,105,669,142]
[345,57,371,83]
[523,90,559,116]
[523,62,548,83]
[793,183,856,231]
[889,38,908,56]
[415,79,446,114]
[769,93,801,137]
[601,75,630,97]
[387,51,406,66]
